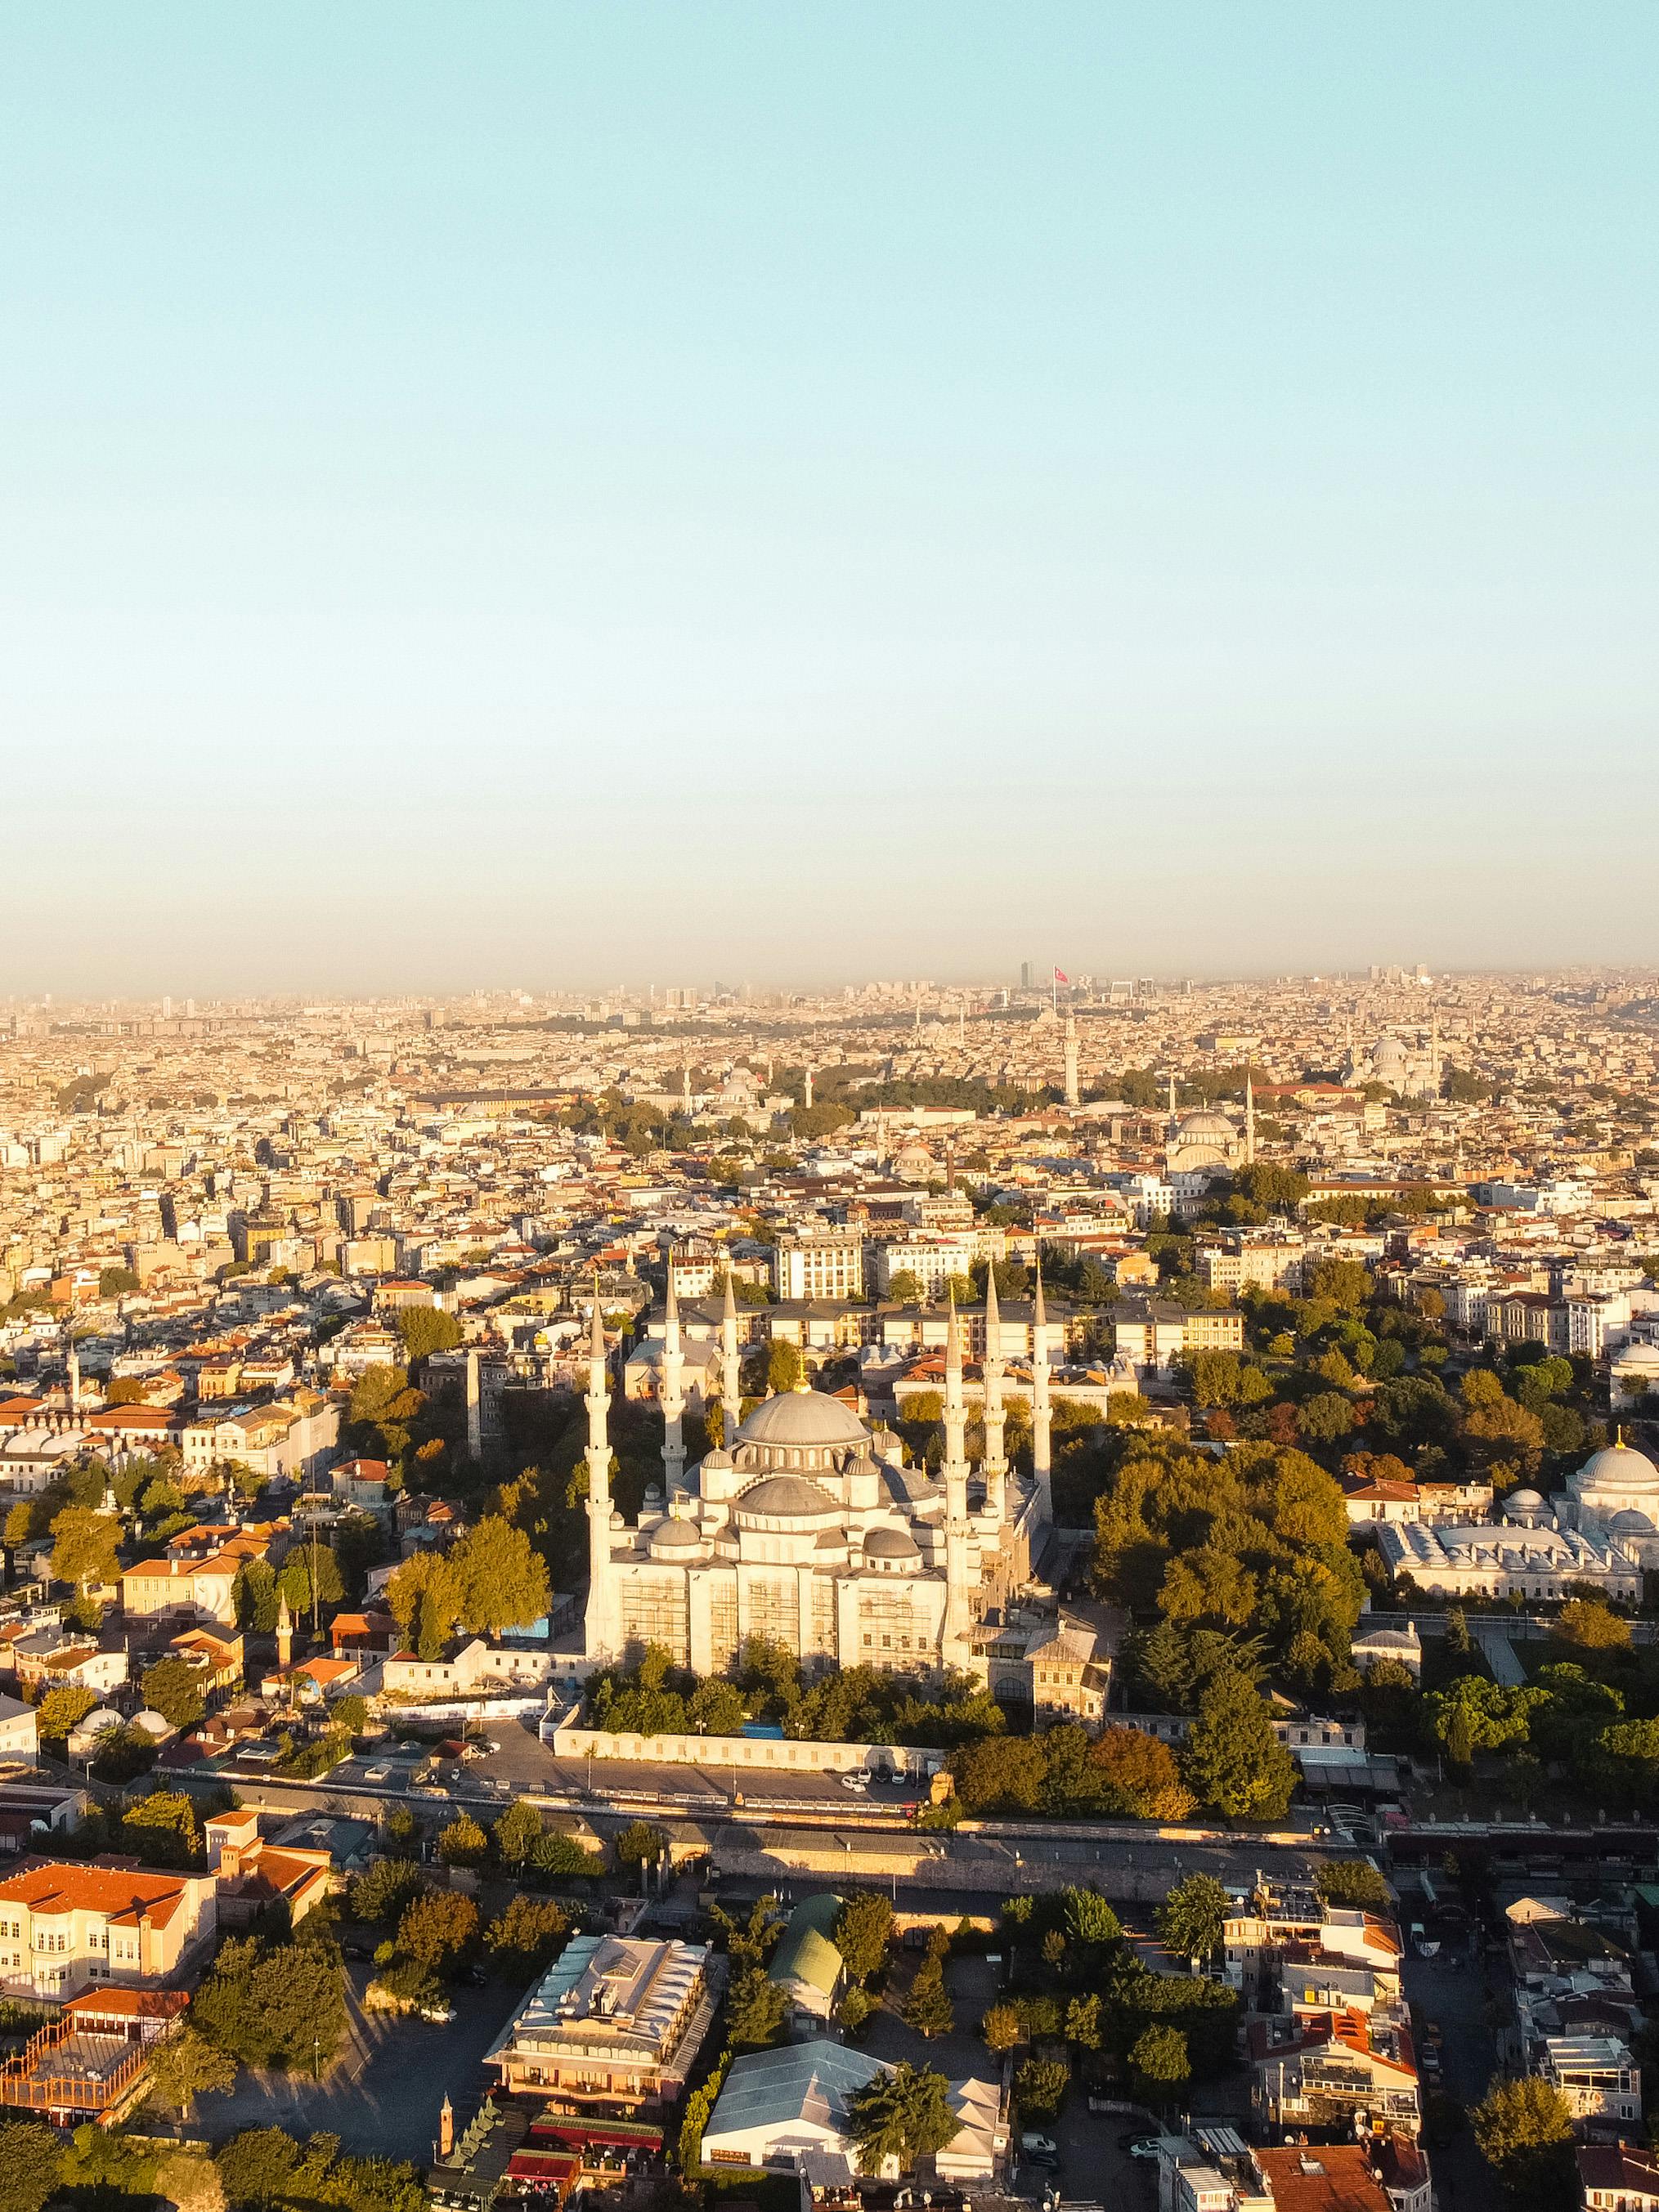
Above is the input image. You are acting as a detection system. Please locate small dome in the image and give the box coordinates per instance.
[862,1524,921,1558]
[734,1473,839,1521]
[651,1518,703,1554]
[1610,1507,1655,1534]
[737,1388,869,1450]
[1506,1487,1544,1509]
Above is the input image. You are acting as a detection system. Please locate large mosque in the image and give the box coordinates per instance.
[580,1268,1053,1677]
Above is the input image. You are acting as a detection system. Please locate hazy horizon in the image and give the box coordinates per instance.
[6,3,1657,997]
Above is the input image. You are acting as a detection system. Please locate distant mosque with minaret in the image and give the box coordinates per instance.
[580,1265,1056,1680]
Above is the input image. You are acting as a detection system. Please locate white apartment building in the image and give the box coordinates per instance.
[771,1230,866,1304]
[1540,2036,1643,2129]
[870,1237,974,1298]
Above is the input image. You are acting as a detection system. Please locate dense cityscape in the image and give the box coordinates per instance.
[0,969,1654,2212]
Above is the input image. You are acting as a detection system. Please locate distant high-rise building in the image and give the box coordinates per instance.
[1020,961,1033,988]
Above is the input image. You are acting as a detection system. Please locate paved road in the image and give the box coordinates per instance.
[1398,1934,1502,2212]
[186,1962,525,2163]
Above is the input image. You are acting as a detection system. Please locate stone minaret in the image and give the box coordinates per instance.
[1245,1071,1256,1166]
[1063,1015,1079,1109]
[1031,1262,1053,1525]
[940,1294,971,1662]
[1167,1072,1177,1126]
[276,1591,294,1668]
[661,1255,685,1497]
[720,1260,742,1448]
[464,1348,482,1460]
[65,1334,81,1417]
[583,1281,620,1662]
[981,1262,1006,1520]
[803,1067,814,1109]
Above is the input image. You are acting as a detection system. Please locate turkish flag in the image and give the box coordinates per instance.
[1053,967,1069,983]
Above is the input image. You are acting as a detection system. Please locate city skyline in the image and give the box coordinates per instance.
[7,3,1658,993]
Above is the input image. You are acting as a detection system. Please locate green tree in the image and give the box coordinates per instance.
[491,1802,545,1870]
[50,1505,120,1595]
[902,1952,955,2039]
[349,1857,427,1926]
[832,1891,895,1983]
[1062,1887,1121,1946]
[1065,1993,1102,2049]
[141,1657,208,1731]
[613,1819,669,1870]
[193,1937,347,2071]
[726,1963,790,2049]
[34,1684,98,1744]
[437,1814,489,1869]
[1014,2056,1070,2120]
[214,2128,299,2210]
[949,1732,1047,1812]
[384,1548,462,1659]
[1425,1677,1545,1754]
[1316,1859,1392,1910]
[1157,1874,1230,1963]
[1089,1725,1195,1819]
[147,2025,237,2120]
[234,1556,280,1634]
[1555,1598,1631,1650]
[767,1340,803,1393]
[120,1791,201,1868]
[1181,1672,1298,1820]
[849,2062,960,2173]
[886,1270,924,1305]
[0,2120,67,2212]
[688,1678,746,1734]
[484,1894,568,1977]
[449,1515,551,1634]
[397,1890,478,1972]
[1470,2075,1576,2202]
[1130,2023,1190,2107]
[395,1306,463,1365]
[981,2002,1022,2055]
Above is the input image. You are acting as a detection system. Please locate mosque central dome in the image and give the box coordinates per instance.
[736,1388,869,1450]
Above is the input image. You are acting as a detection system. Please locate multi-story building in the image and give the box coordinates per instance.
[0,1858,217,2002]
[771,1230,866,1304]
[1113,1297,1245,1371]
[870,1237,974,1298]
[1540,2037,1643,2131]
[486,1933,715,2111]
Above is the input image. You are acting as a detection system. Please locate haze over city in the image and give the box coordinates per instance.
[6,3,1659,994]
[7,5,1659,2196]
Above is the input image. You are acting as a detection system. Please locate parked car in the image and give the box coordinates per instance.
[839,1772,869,1793]
[419,2003,456,2025]
[1128,2138,1163,2161]
[1021,2134,1060,2166]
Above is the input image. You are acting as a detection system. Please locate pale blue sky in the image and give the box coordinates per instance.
[2,4,1656,996]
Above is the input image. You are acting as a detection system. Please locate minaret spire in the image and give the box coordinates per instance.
[1031,1260,1052,1525]
[981,1262,1006,1520]
[1245,1069,1256,1167]
[720,1249,742,1449]
[583,1273,620,1661]
[661,1252,685,1498]
[940,1290,971,1663]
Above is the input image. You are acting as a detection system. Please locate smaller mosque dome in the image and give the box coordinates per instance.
[650,1518,703,1556]
[1504,1488,1545,1518]
[861,1523,921,1574]
[734,1474,839,1522]
[1610,1507,1656,1534]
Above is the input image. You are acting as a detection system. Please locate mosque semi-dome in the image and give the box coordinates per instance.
[733,1473,841,1524]
[649,1517,704,1555]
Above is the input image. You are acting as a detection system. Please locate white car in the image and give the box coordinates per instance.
[838,1772,869,1793]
